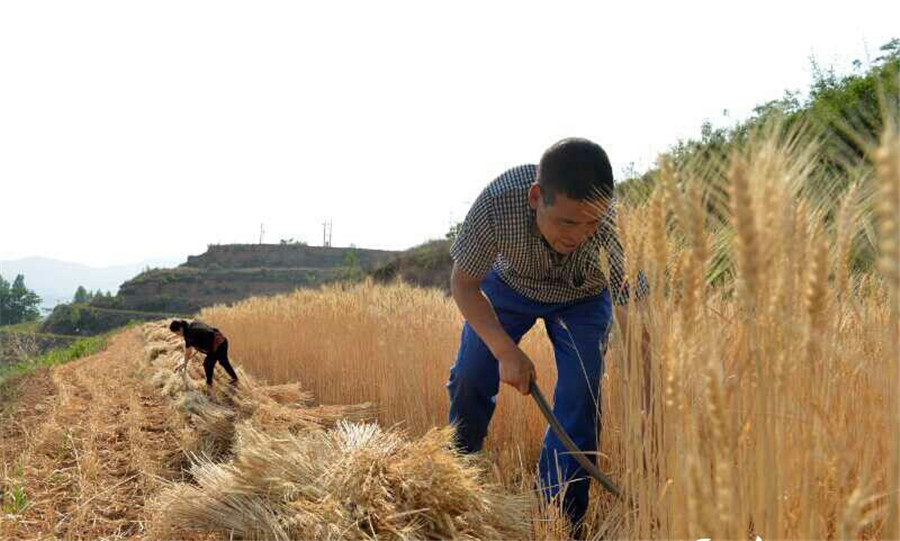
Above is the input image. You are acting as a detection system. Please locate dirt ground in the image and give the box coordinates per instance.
[0,328,185,540]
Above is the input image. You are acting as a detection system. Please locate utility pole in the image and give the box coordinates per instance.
[322,220,333,247]
[259,223,265,245]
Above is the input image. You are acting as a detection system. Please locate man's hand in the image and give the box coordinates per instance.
[174,347,194,374]
[496,344,536,395]
[450,265,539,395]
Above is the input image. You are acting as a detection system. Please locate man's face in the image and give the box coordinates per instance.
[528,183,608,255]
[173,328,184,336]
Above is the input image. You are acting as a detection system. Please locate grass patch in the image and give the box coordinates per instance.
[0,321,41,333]
[0,327,82,340]
[0,334,110,391]
[1,484,28,514]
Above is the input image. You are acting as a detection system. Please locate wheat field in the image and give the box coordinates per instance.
[199,121,900,539]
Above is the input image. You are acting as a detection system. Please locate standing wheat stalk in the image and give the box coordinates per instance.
[730,156,759,308]
[875,122,900,540]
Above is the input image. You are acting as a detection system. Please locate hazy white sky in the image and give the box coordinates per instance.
[2,1,898,267]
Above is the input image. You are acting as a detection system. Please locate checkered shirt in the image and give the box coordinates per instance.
[450,164,648,305]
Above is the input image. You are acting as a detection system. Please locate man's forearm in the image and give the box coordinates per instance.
[451,280,515,358]
[182,347,193,369]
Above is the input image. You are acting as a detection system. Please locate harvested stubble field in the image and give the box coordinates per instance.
[1,322,534,540]
[0,122,898,540]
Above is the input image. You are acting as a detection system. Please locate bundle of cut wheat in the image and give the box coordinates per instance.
[151,421,529,541]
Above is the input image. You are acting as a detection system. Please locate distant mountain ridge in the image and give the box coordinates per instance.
[6,242,447,337]
[111,244,399,314]
[0,255,184,312]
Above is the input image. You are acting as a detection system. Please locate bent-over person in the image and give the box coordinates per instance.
[169,319,239,391]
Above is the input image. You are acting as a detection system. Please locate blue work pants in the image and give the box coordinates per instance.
[447,269,612,528]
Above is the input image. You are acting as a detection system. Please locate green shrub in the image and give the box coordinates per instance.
[0,334,109,390]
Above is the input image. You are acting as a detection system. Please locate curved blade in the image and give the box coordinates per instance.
[530,380,623,499]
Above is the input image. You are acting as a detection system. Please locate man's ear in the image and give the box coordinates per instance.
[528,182,542,210]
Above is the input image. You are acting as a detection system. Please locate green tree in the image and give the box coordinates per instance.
[0,275,8,318]
[340,249,364,281]
[445,222,463,242]
[0,273,42,326]
[652,38,899,182]
[279,238,308,246]
[73,286,89,303]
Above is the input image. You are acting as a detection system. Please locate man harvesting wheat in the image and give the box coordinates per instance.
[446,137,648,534]
[170,319,239,392]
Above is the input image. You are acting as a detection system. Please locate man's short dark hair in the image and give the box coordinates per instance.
[169,319,187,332]
[537,137,614,205]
